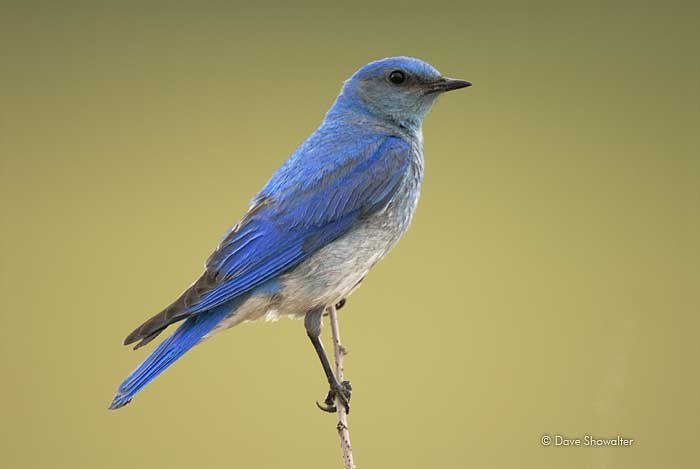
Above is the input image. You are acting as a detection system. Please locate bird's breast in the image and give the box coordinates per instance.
[276,152,424,310]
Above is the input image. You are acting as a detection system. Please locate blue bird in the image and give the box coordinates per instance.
[109,57,470,412]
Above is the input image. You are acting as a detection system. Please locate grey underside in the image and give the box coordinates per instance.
[204,149,423,339]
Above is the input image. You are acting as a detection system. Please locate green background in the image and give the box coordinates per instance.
[1,1,698,468]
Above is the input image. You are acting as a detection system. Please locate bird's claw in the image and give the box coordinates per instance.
[315,380,352,414]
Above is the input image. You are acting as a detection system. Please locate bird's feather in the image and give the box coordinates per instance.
[110,299,242,409]
[123,134,411,347]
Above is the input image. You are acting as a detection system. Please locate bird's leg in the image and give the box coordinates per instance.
[304,306,352,414]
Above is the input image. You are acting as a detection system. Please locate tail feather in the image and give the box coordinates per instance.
[109,301,236,410]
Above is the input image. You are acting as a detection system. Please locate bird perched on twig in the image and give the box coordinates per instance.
[109,57,471,412]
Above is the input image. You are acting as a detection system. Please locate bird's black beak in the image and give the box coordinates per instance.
[425,77,472,95]
[440,77,472,91]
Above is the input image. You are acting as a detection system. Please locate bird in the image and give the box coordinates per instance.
[109,56,471,412]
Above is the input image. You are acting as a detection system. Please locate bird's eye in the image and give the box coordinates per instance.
[388,70,407,85]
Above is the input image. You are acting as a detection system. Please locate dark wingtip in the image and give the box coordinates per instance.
[123,323,165,350]
[123,327,142,346]
[132,335,153,350]
[122,298,193,349]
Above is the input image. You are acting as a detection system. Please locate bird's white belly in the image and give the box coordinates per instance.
[279,221,397,311]
[205,216,403,340]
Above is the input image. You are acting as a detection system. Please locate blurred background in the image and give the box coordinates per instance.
[1,1,698,468]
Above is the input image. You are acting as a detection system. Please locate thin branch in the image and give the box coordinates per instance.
[327,305,356,469]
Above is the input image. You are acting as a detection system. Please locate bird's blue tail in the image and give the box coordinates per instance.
[109,301,236,410]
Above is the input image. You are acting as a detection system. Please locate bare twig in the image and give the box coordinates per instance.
[327,305,356,469]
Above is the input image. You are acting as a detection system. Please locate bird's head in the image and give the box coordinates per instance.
[336,56,471,131]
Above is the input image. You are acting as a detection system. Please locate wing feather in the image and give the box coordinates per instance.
[124,135,411,346]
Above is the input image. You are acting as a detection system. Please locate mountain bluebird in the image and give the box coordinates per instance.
[110,56,470,412]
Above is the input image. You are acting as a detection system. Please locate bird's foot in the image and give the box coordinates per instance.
[316,379,352,414]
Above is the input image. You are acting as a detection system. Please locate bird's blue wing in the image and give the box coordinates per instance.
[189,135,412,314]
